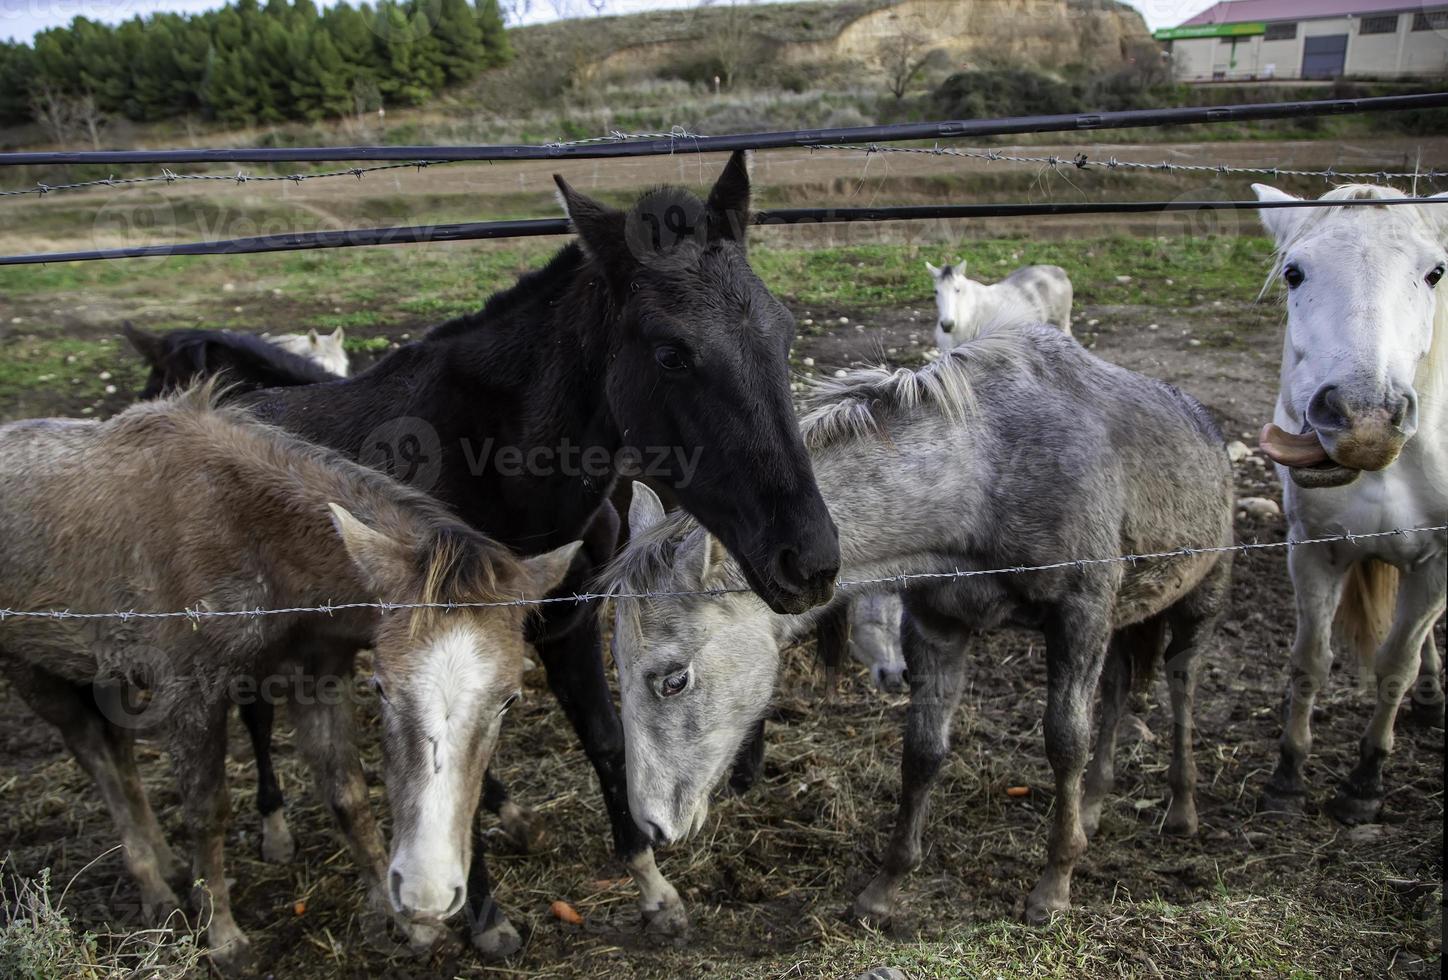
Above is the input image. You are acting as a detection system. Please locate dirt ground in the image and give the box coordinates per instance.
[0,271,1443,976]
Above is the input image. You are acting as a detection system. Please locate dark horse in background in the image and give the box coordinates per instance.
[128,152,840,956]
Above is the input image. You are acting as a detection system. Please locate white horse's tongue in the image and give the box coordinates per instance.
[1259,423,1330,468]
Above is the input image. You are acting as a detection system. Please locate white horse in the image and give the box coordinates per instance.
[1253,183,1447,824]
[818,592,908,694]
[267,326,351,376]
[928,259,1073,350]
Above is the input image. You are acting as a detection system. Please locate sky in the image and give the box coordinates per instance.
[0,0,1211,43]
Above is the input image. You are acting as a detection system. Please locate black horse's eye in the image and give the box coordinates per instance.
[1427,264,1445,287]
[654,345,689,372]
[659,668,690,698]
[499,691,520,715]
[1283,264,1305,289]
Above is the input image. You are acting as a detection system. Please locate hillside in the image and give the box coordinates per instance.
[0,0,1154,153]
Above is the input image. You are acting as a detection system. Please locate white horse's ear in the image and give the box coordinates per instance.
[628,482,666,536]
[329,326,345,343]
[955,257,965,270]
[687,531,729,588]
[925,261,940,277]
[1252,183,1306,243]
[307,328,319,343]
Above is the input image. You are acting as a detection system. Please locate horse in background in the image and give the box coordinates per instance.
[1252,183,1447,824]
[606,324,1233,927]
[819,592,908,694]
[266,327,351,376]
[122,322,341,399]
[928,259,1072,350]
[0,389,577,973]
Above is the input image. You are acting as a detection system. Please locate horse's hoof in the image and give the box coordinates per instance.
[850,884,894,928]
[1163,804,1199,837]
[1079,807,1103,840]
[1022,883,1068,927]
[1255,786,1307,819]
[260,811,297,864]
[641,897,690,939]
[207,931,255,976]
[1326,788,1383,826]
[470,916,523,960]
[497,801,545,853]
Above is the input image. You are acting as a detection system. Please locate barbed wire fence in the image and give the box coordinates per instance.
[0,525,1442,623]
[3,134,1444,201]
[0,94,1445,622]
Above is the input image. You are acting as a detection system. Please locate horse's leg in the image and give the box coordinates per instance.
[727,719,766,796]
[814,600,850,698]
[1024,603,1112,925]
[105,716,180,886]
[853,610,966,924]
[1405,615,1445,729]
[7,666,180,919]
[527,611,686,938]
[239,696,295,863]
[482,767,544,852]
[1161,612,1216,837]
[1259,548,1349,815]
[165,698,251,974]
[465,807,519,957]
[1328,564,1447,825]
[1081,634,1133,840]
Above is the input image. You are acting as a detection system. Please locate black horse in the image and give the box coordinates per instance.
[217,152,838,955]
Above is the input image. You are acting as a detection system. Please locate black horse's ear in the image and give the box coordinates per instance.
[705,150,751,245]
[555,174,632,283]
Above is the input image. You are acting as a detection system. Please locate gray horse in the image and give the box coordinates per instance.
[603,325,1233,926]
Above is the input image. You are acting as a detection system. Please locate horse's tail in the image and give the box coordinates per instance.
[1335,559,1398,673]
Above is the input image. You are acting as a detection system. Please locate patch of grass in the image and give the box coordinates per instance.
[0,337,141,418]
[0,861,205,980]
[750,235,1275,311]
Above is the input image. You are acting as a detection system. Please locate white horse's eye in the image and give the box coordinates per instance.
[1283,264,1305,289]
[658,667,691,698]
[1426,264,1445,287]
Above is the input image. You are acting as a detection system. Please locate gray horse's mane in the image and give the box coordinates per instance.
[798,325,1047,450]
[603,326,1057,596]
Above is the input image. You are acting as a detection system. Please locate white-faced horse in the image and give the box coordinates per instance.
[928,259,1073,350]
[1253,183,1447,824]
[267,326,351,376]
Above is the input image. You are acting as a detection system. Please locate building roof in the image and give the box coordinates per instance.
[1182,0,1434,25]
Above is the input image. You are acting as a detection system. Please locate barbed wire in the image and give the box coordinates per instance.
[0,160,449,199]
[813,142,1447,183]
[2,125,1440,200]
[0,524,1440,624]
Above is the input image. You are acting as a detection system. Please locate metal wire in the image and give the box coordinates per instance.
[0,160,448,199]
[4,194,1445,267]
[814,143,1447,183]
[0,524,1440,623]
[2,92,1443,167]
[2,136,1438,200]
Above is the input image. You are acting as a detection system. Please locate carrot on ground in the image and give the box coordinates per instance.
[550,900,583,925]
[1006,785,1030,798]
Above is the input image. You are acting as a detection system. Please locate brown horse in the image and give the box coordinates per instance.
[0,389,577,973]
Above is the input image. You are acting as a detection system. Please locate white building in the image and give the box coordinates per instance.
[1156,0,1448,82]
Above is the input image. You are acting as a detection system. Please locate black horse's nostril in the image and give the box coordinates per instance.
[389,870,405,911]
[776,547,805,591]
[1305,385,1349,434]
[939,320,954,333]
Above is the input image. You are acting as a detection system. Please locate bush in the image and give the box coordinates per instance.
[931,69,1085,120]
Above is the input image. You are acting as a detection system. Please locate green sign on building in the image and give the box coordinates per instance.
[1153,21,1268,40]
